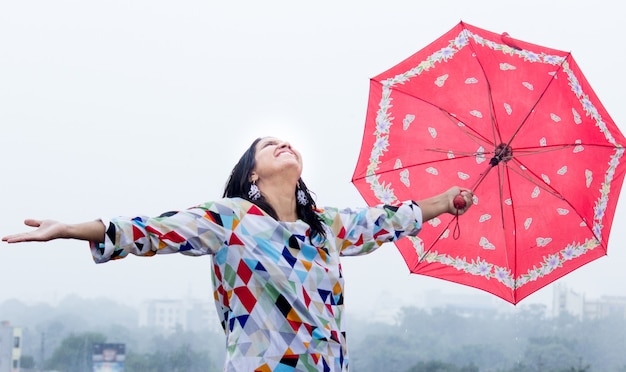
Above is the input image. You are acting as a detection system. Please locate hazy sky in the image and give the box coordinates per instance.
[1,1,625,317]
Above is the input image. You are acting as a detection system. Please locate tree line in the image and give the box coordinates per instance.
[348,304,626,371]
[2,296,626,371]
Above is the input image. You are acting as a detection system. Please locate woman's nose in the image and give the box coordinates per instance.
[278,141,292,149]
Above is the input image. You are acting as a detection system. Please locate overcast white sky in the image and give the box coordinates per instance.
[1,1,625,317]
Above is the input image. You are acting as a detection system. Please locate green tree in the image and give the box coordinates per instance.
[19,355,35,369]
[45,331,106,372]
[406,360,479,372]
[575,315,626,369]
[125,343,216,372]
[523,336,583,371]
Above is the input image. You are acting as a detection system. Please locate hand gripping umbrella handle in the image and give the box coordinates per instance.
[452,193,465,240]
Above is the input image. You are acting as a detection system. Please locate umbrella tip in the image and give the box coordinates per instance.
[501,32,522,50]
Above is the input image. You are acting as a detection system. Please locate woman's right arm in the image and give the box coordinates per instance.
[2,219,105,244]
[3,200,239,263]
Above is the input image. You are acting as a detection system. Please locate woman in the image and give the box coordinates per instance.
[3,137,473,371]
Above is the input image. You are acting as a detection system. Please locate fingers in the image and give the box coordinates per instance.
[452,188,474,215]
[2,233,29,243]
[24,219,42,228]
[2,219,42,243]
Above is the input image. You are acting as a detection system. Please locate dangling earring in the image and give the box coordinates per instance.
[296,187,308,206]
[248,181,261,201]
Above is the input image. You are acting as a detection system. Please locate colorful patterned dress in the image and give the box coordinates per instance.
[91,197,423,371]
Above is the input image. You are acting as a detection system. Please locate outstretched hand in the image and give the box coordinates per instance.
[2,219,67,243]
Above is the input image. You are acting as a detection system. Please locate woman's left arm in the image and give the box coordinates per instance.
[323,186,473,256]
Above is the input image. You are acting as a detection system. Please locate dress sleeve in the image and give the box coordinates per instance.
[90,199,238,263]
[319,200,423,256]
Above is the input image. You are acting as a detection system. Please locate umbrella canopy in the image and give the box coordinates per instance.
[352,21,626,304]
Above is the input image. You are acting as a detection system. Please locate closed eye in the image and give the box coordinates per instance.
[262,140,278,148]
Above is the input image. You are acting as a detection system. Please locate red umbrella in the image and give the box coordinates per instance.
[352,21,626,304]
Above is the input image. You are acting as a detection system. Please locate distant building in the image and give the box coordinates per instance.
[552,283,585,319]
[139,299,185,334]
[138,298,220,334]
[552,283,626,320]
[0,321,21,372]
[584,296,626,320]
[423,289,506,316]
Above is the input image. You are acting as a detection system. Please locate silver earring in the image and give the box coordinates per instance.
[248,182,261,201]
[297,188,308,206]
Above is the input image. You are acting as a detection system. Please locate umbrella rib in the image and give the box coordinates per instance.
[440,108,495,147]
[514,143,618,155]
[506,144,580,158]
[500,162,517,290]
[357,143,607,183]
[505,53,571,146]
[424,147,492,159]
[465,39,502,146]
[496,164,509,230]
[430,143,613,162]
[505,159,565,200]
[357,155,479,180]
[506,157,607,250]
[417,217,461,266]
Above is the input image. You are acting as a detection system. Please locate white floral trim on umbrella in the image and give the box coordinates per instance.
[406,235,600,290]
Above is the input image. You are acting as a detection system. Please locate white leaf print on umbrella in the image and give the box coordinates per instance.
[400,169,410,187]
[504,103,512,115]
[428,218,442,227]
[531,186,540,198]
[476,146,486,164]
[435,74,448,87]
[480,237,495,250]
[524,218,532,230]
[425,167,438,175]
[403,114,415,130]
[572,108,582,124]
[573,140,584,153]
[536,237,552,247]
[585,170,593,188]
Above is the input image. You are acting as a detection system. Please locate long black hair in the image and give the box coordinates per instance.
[223,138,327,243]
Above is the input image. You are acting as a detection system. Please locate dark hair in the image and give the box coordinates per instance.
[223,138,327,243]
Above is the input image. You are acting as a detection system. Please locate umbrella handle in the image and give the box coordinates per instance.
[453,194,466,209]
[452,193,466,240]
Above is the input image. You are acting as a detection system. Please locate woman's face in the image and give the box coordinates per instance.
[251,137,303,182]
